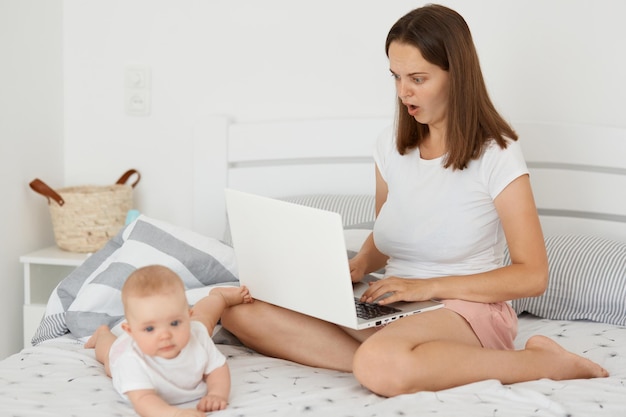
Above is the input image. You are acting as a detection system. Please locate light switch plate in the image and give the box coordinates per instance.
[125,66,151,116]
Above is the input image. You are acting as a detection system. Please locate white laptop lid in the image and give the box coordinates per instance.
[225,188,361,328]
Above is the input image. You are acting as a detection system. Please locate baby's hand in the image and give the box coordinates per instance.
[197,393,228,412]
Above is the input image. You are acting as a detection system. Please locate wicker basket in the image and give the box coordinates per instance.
[29,169,141,253]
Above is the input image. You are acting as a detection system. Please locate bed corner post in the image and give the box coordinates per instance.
[192,115,230,239]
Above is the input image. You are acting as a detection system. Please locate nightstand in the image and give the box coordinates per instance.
[20,246,90,347]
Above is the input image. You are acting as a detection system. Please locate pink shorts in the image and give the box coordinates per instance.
[442,299,518,350]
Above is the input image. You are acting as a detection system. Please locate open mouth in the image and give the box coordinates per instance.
[404,103,419,116]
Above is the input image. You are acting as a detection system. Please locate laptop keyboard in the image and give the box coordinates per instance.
[354,298,401,319]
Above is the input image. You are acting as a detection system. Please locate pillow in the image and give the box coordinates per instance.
[508,234,626,326]
[32,215,239,345]
[281,194,375,227]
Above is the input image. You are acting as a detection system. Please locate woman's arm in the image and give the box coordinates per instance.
[349,167,389,282]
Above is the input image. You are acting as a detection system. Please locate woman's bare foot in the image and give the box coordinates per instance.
[525,335,609,380]
[212,285,253,307]
[84,324,112,349]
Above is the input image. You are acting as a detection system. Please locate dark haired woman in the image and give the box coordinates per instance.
[212,4,608,396]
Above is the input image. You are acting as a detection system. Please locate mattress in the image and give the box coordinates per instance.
[2,315,625,417]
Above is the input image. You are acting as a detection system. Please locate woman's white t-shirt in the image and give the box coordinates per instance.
[373,127,529,279]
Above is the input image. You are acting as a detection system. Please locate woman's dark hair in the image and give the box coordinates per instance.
[386,4,517,170]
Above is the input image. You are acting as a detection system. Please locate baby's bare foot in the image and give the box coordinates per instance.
[84,324,111,349]
[213,286,253,307]
[525,335,609,380]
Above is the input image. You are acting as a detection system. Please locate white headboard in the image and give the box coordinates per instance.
[193,116,626,243]
[192,116,391,238]
[515,121,626,242]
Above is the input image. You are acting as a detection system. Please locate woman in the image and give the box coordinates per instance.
[213,4,608,396]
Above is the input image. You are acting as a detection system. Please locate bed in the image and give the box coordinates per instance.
[2,116,625,417]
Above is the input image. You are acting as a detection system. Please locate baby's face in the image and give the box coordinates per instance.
[123,293,192,359]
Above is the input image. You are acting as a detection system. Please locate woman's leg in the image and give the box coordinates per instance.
[353,308,609,397]
[220,300,376,371]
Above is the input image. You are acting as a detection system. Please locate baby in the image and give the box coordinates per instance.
[85,265,251,417]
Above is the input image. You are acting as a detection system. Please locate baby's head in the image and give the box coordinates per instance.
[120,265,191,359]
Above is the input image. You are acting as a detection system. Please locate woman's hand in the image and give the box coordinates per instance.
[360,276,435,305]
[348,256,367,283]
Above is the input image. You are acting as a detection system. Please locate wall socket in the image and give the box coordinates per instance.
[125,67,151,116]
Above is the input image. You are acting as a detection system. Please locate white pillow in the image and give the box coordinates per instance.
[32,215,239,345]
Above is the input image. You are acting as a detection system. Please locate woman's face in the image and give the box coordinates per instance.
[388,41,449,130]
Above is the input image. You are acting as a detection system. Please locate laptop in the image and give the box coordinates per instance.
[225,188,442,329]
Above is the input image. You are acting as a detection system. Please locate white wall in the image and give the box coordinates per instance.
[62,0,626,237]
[0,0,63,358]
[2,0,625,357]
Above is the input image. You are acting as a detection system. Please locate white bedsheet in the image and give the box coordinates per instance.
[1,316,625,417]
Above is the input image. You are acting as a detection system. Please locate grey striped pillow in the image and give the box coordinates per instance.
[33,215,239,344]
[281,194,375,227]
[509,234,626,326]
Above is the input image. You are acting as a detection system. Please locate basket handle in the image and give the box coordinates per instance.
[115,169,141,188]
[29,179,65,206]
